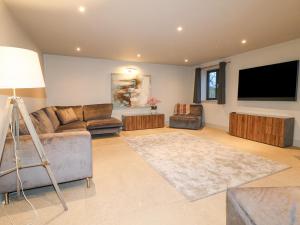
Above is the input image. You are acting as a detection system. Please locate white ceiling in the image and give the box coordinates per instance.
[4,0,300,65]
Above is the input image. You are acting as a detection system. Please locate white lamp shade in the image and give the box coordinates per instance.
[0,46,45,89]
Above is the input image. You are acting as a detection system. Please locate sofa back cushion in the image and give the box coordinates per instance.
[19,114,43,135]
[190,104,203,116]
[56,105,83,121]
[83,104,112,121]
[31,109,55,134]
[56,108,79,125]
[44,106,60,130]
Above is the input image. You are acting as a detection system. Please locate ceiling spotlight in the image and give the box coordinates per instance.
[184,59,189,63]
[76,47,81,52]
[177,26,183,32]
[241,39,247,44]
[137,54,141,58]
[78,6,86,13]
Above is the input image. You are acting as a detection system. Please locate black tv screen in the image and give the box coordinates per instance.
[238,60,299,101]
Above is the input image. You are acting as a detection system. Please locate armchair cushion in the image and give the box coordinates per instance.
[170,115,200,121]
[190,104,203,116]
[174,103,190,115]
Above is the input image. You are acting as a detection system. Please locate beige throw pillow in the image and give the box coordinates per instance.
[56,108,79,125]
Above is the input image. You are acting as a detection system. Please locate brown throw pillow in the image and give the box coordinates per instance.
[56,106,83,121]
[56,108,79,125]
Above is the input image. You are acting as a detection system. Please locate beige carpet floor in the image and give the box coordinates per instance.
[0,127,300,225]
[125,132,289,201]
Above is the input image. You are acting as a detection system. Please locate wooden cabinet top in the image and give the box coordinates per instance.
[122,113,165,118]
[231,112,294,119]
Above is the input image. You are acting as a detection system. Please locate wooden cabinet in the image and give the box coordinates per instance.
[229,112,294,147]
[122,114,165,131]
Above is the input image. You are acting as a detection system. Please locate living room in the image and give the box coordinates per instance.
[0,0,300,225]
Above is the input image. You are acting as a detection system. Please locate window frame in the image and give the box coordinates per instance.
[206,69,219,100]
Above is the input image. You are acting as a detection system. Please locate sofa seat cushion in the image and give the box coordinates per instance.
[87,118,122,130]
[170,115,200,121]
[83,104,113,121]
[56,121,87,132]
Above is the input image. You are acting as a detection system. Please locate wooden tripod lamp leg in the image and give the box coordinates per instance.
[0,98,13,164]
[0,99,13,204]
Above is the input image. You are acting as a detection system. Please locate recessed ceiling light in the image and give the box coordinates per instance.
[184,59,189,63]
[78,6,86,13]
[76,47,81,52]
[177,26,183,32]
[137,54,141,58]
[241,39,247,44]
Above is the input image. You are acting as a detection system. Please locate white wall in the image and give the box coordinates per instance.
[0,0,45,128]
[43,54,194,121]
[199,38,300,146]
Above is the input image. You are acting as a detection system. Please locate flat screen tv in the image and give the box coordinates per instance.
[238,60,299,101]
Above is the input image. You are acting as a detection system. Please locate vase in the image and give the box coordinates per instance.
[150,105,157,114]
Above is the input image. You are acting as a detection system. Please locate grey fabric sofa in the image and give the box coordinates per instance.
[0,132,92,197]
[0,103,122,203]
[169,104,203,130]
[227,187,300,225]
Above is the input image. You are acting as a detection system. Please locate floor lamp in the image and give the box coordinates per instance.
[0,46,67,211]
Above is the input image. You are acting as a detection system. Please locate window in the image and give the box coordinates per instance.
[206,69,219,100]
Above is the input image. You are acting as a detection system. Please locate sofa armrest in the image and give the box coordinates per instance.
[0,131,93,193]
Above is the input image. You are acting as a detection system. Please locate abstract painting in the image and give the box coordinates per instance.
[111,73,151,108]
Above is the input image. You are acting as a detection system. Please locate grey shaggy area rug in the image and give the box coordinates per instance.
[125,132,289,201]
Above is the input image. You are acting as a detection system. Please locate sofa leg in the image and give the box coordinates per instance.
[86,178,91,188]
[3,193,9,205]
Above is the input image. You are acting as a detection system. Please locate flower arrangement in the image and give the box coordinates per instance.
[147,97,161,107]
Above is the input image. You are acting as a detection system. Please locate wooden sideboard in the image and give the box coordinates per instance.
[122,114,165,131]
[229,112,294,147]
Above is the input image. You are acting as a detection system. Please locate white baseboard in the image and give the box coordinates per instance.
[204,123,228,131]
[293,139,300,148]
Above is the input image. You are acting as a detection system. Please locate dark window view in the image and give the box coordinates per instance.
[207,70,219,100]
